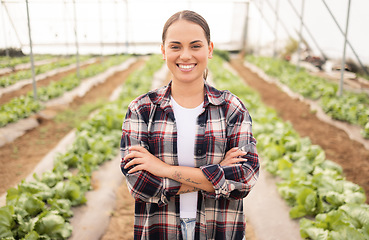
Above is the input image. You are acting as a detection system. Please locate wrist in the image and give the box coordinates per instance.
[163,164,174,178]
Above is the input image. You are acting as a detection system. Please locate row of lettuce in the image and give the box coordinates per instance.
[0,55,130,128]
[1,52,367,239]
[0,55,92,87]
[209,55,369,240]
[0,54,163,239]
[0,55,54,70]
[245,55,369,139]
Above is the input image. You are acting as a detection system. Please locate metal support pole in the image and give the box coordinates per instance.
[273,0,280,58]
[26,0,37,100]
[124,0,129,53]
[241,1,250,57]
[253,0,275,45]
[321,0,368,75]
[287,0,328,61]
[64,0,69,55]
[115,0,119,54]
[296,0,305,72]
[265,0,293,47]
[339,0,351,97]
[1,0,9,57]
[72,0,80,78]
[256,0,263,55]
[98,0,104,60]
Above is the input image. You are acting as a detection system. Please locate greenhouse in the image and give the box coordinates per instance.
[0,0,369,239]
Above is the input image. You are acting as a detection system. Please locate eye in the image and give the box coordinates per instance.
[192,45,202,49]
[170,45,180,50]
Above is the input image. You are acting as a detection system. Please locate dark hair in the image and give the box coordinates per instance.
[162,10,211,79]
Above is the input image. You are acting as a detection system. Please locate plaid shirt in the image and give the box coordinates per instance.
[120,81,259,240]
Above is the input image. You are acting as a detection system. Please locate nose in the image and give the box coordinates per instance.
[180,48,191,61]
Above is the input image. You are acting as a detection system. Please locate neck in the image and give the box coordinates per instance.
[171,79,204,108]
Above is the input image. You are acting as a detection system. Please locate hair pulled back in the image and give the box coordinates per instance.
[162,10,211,79]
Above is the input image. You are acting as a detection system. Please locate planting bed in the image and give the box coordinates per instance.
[0,58,145,195]
[230,57,369,203]
[0,59,96,105]
[1,53,368,239]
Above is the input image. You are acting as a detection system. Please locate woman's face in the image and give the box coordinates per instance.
[161,20,213,84]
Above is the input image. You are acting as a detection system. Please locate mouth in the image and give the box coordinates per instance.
[177,64,196,71]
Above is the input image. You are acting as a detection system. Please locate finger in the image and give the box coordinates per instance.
[124,151,137,161]
[124,150,145,161]
[124,158,137,169]
[125,156,147,169]
[224,148,239,159]
[226,147,239,155]
[231,157,248,164]
[237,150,248,157]
[229,157,248,164]
[127,164,143,174]
[228,149,247,159]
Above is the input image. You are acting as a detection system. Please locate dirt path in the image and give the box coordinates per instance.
[230,57,369,202]
[0,58,145,195]
[3,56,367,239]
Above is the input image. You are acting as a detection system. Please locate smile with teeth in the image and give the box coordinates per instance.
[177,64,196,71]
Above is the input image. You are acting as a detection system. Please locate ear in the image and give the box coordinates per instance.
[208,41,214,59]
[161,44,166,60]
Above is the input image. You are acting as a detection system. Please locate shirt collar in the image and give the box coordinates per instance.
[149,80,226,109]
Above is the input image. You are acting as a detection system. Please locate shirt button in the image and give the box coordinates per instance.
[197,150,202,154]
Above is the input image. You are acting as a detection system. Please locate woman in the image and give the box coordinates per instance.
[120,10,259,240]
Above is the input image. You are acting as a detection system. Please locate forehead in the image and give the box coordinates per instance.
[165,20,207,43]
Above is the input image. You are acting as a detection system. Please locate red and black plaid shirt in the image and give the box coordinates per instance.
[120,81,259,239]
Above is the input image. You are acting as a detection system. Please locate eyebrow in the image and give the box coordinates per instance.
[168,40,203,45]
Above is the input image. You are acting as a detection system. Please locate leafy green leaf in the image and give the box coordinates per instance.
[34,211,72,239]
[0,206,14,238]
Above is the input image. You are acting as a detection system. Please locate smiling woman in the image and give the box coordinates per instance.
[161,15,213,108]
[120,10,259,240]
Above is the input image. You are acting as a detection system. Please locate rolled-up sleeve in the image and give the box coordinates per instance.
[120,103,180,206]
[200,106,259,200]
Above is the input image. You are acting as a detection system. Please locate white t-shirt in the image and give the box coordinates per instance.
[171,96,203,219]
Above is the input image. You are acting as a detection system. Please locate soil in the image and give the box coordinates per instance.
[100,182,258,240]
[1,55,368,239]
[0,58,145,195]
[230,57,369,203]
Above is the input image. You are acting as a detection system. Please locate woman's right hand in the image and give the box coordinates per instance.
[219,147,248,166]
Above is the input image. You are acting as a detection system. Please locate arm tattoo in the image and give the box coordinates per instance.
[178,186,199,195]
[173,171,200,185]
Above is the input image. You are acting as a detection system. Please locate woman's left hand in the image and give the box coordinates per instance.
[124,146,170,177]
[220,147,247,166]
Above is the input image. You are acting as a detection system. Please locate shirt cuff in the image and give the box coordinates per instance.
[200,164,231,198]
[161,178,181,204]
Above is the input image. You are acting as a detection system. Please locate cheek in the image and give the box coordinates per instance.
[195,50,210,61]
[165,51,178,62]
[195,53,209,64]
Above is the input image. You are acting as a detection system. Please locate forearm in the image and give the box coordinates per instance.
[177,184,200,195]
[166,166,215,193]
